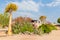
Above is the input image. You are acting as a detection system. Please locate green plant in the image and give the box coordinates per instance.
[12,22,34,34]
[38,24,57,34]
[12,23,21,34]
[0,13,9,28]
[57,18,60,23]
[20,22,34,33]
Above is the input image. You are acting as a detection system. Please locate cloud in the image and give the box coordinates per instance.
[46,2,55,7]
[39,2,45,7]
[13,11,35,19]
[56,0,60,1]
[12,0,39,12]
[53,0,60,7]
[45,0,60,7]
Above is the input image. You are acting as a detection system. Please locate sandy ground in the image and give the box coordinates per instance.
[0,30,60,40]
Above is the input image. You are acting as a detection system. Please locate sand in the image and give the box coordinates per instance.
[0,30,60,40]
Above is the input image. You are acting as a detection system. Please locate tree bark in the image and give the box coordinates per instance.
[8,13,12,35]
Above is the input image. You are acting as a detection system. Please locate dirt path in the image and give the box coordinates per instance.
[0,30,60,40]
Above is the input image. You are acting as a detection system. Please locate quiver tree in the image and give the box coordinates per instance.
[5,3,18,35]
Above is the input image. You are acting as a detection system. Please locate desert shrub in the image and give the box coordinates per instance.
[12,21,57,35]
[38,24,57,34]
[57,18,60,23]
[12,23,21,34]
[0,13,9,28]
[12,22,34,34]
[20,22,34,33]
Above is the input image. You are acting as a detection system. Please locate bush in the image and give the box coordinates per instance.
[38,24,57,34]
[0,13,9,28]
[57,18,60,23]
[12,23,21,34]
[12,22,34,34]
[20,22,34,33]
[12,22,57,35]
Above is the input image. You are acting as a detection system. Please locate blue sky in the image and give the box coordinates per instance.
[0,0,60,23]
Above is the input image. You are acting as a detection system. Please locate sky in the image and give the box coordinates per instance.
[0,0,60,23]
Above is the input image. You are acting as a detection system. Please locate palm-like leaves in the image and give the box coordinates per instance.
[39,16,46,24]
[5,3,17,13]
[39,16,46,21]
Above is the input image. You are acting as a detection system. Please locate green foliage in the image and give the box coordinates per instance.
[38,24,57,34]
[12,22,34,34]
[5,3,18,13]
[0,13,9,27]
[12,22,57,35]
[20,22,34,33]
[57,18,60,23]
[12,23,21,34]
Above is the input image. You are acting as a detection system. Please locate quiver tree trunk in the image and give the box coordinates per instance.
[8,12,12,35]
